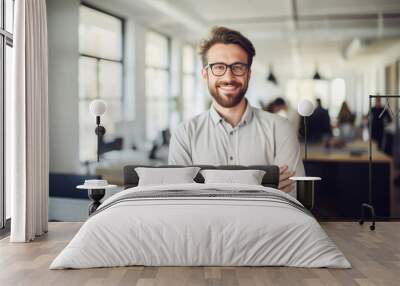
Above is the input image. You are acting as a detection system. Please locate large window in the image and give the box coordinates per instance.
[1,0,14,229]
[79,4,124,161]
[145,31,171,140]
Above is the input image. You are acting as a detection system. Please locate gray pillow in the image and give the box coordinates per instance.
[135,167,201,186]
[200,169,266,185]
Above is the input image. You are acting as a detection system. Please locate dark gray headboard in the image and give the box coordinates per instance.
[123,165,280,189]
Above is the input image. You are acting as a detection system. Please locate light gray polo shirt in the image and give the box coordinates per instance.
[168,103,305,194]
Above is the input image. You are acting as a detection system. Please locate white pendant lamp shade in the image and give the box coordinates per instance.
[297,99,315,117]
[89,99,107,117]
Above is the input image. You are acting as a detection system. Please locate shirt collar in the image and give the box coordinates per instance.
[210,104,223,125]
[239,101,254,126]
[209,100,254,127]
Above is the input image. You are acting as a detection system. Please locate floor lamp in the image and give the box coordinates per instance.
[89,99,107,162]
[83,99,108,215]
[290,99,321,210]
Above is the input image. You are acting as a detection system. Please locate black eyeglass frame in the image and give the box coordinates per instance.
[204,62,250,76]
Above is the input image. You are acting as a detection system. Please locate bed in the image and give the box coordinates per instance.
[50,165,350,269]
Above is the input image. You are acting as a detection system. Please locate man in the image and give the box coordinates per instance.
[299,98,332,143]
[370,96,392,150]
[272,97,299,132]
[168,27,304,196]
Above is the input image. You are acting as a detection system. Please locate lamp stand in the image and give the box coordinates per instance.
[95,116,106,162]
[88,189,106,215]
[304,116,308,160]
[296,180,315,210]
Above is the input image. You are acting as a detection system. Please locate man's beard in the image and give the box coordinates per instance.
[208,79,248,108]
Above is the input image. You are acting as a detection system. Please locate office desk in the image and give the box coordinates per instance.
[304,141,394,219]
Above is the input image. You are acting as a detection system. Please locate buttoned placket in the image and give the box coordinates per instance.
[228,127,236,165]
[213,103,251,165]
[220,120,236,165]
[234,121,246,165]
[228,123,242,165]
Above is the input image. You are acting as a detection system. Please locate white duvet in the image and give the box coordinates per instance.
[50,183,351,269]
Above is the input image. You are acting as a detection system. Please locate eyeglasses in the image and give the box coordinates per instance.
[205,62,249,76]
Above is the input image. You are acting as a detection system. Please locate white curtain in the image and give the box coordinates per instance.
[9,0,49,242]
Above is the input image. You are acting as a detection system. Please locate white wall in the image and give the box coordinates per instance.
[170,38,183,127]
[121,20,147,149]
[247,62,285,108]
[47,0,80,173]
[131,22,148,146]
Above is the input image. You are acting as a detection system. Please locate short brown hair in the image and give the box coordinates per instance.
[199,26,256,67]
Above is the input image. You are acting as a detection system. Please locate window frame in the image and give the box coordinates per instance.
[145,29,172,140]
[78,1,125,162]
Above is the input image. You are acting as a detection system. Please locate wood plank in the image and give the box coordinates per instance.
[0,222,399,286]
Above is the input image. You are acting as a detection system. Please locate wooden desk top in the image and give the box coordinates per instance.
[302,141,393,163]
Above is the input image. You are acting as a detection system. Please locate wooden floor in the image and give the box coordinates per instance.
[0,222,399,286]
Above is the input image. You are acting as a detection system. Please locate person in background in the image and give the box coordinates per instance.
[370,97,392,150]
[263,101,276,113]
[299,98,332,143]
[272,97,299,132]
[337,101,356,141]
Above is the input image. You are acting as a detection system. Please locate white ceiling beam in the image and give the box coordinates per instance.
[139,0,208,35]
[248,27,400,41]
[343,38,369,59]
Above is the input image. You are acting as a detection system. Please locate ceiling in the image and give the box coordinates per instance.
[87,0,400,78]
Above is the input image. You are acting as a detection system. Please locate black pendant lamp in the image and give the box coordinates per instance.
[312,64,323,80]
[313,70,322,80]
[267,65,278,85]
